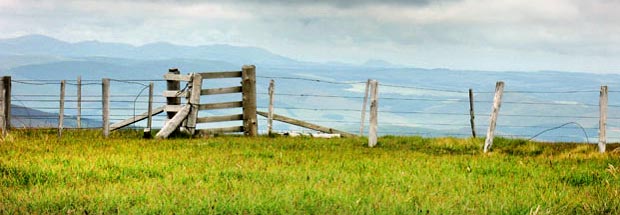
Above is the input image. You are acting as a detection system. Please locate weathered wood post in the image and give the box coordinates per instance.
[2,76,11,131]
[181,74,192,134]
[144,82,154,138]
[469,88,476,138]
[77,76,82,129]
[102,78,110,138]
[186,74,202,135]
[166,68,181,135]
[268,79,275,135]
[156,105,191,139]
[241,65,258,136]
[58,80,66,138]
[368,80,379,147]
[0,79,5,137]
[483,81,504,153]
[360,79,371,136]
[599,85,608,153]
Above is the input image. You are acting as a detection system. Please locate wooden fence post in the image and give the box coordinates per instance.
[368,80,379,147]
[186,74,202,135]
[165,68,181,135]
[242,65,258,136]
[2,76,11,130]
[599,85,608,153]
[0,79,5,137]
[144,82,154,138]
[268,79,275,135]
[483,81,504,153]
[77,76,82,129]
[469,88,476,138]
[58,80,65,138]
[360,79,371,136]
[102,78,110,138]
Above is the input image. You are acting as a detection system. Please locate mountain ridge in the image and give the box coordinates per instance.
[0,34,301,66]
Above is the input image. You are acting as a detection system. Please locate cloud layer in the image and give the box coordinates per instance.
[1,0,619,73]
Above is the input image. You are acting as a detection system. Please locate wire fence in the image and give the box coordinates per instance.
[9,78,169,130]
[254,75,617,143]
[5,75,619,143]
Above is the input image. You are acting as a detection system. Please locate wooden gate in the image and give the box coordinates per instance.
[157,65,257,138]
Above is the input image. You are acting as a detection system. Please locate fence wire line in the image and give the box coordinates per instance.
[9,78,157,130]
[257,75,366,85]
[259,92,608,108]
[12,80,100,86]
[110,79,149,87]
[379,83,471,93]
[527,122,590,143]
[260,103,615,119]
[127,84,150,129]
[257,97,609,111]
[11,80,58,86]
[505,90,599,94]
[260,92,473,103]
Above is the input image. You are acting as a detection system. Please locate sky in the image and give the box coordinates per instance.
[0,0,619,73]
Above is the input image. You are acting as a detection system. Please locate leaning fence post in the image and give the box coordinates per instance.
[58,80,66,138]
[102,78,110,138]
[484,81,504,153]
[368,80,379,147]
[144,82,154,138]
[242,65,258,136]
[77,76,82,129]
[469,88,476,138]
[186,74,202,135]
[599,85,608,153]
[360,79,371,136]
[268,79,275,135]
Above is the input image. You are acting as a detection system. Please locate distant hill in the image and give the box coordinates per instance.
[0,34,301,66]
[10,104,101,128]
[5,58,239,80]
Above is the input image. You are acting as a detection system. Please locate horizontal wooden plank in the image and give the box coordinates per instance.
[196,126,244,136]
[164,105,181,112]
[198,101,242,110]
[257,111,356,138]
[162,90,188,98]
[163,73,192,82]
[110,106,165,131]
[201,86,242,95]
[197,114,244,123]
[199,71,242,79]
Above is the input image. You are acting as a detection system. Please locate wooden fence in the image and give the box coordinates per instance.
[0,72,614,154]
[155,65,258,138]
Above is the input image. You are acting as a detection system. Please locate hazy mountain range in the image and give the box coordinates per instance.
[1,34,619,142]
[0,34,300,66]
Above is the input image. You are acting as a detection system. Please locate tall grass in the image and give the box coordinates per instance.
[1,130,619,214]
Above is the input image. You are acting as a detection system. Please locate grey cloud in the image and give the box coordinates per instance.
[229,0,452,8]
[2,0,619,73]
[109,0,458,8]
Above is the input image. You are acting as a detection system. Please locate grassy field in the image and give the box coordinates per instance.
[1,130,619,214]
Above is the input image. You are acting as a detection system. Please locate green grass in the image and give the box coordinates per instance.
[1,129,619,214]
